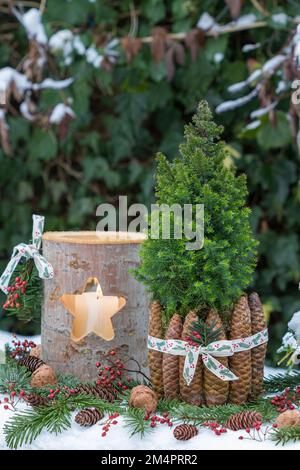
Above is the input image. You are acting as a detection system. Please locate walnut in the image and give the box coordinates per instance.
[275,409,300,428]
[129,385,157,414]
[30,364,57,388]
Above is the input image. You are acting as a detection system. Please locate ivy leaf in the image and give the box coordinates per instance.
[257,112,292,149]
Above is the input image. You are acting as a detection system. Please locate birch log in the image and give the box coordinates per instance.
[42,231,148,380]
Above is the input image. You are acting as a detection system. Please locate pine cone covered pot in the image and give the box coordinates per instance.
[248,292,267,400]
[75,408,103,426]
[173,424,198,441]
[226,411,262,431]
[179,311,203,406]
[229,295,252,404]
[163,313,183,399]
[204,310,229,406]
[148,301,164,398]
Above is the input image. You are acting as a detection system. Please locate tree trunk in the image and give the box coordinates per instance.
[41,231,149,380]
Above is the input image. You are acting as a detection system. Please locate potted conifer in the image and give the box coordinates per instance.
[136,101,267,406]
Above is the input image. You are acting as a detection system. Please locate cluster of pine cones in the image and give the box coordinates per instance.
[149,293,267,406]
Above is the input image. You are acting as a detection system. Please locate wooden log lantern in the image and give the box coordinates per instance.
[41,231,148,380]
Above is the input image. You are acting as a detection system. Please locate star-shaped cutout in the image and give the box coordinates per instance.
[60,277,126,342]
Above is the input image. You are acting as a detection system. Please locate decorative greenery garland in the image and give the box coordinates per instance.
[1,350,299,449]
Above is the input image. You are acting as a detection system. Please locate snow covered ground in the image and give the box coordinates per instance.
[0,330,298,451]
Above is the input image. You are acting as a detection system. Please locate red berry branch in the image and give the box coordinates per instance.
[202,421,227,436]
[10,337,36,359]
[0,390,25,411]
[270,387,300,413]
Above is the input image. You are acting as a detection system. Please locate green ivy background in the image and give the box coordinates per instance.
[0,0,299,364]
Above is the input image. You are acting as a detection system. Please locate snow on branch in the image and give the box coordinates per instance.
[13,7,47,45]
[216,87,260,114]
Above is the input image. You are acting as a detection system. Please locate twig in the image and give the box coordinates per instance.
[250,0,270,16]
[39,0,46,14]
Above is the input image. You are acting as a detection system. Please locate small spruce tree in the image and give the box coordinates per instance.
[136,101,258,321]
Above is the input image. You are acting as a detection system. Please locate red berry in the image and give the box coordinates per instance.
[102,432,107,437]
[239,436,243,440]
[4,405,9,410]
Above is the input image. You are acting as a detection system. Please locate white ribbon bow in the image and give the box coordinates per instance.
[0,215,54,294]
[148,328,268,385]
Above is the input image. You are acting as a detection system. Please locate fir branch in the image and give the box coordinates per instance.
[0,363,31,394]
[156,397,182,413]
[123,407,153,438]
[271,426,300,446]
[263,371,300,393]
[189,318,222,346]
[169,398,277,425]
[4,393,122,449]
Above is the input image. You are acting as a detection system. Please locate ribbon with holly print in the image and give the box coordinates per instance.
[0,214,54,294]
[148,328,268,386]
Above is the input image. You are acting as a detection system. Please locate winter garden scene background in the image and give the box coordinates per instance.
[0,0,300,451]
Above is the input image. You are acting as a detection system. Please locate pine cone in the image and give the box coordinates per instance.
[148,301,164,398]
[225,411,262,431]
[163,313,183,399]
[18,355,45,373]
[25,393,49,408]
[179,311,203,406]
[248,292,267,400]
[73,384,116,402]
[75,408,103,427]
[229,295,252,404]
[204,310,229,406]
[173,424,198,441]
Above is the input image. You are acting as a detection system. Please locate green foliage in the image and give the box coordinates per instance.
[263,371,300,394]
[4,394,121,449]
[124,407,153,437]
[0,363,31,394]
[271,426,300,446]
[0,0,299,361]
[136,102,257,317]
[170,398,278,425]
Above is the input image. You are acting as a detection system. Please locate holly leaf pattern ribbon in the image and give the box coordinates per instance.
[0,214,54,294]
[148,328,268,386]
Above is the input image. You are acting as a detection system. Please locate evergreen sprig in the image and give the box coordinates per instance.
[271,426,300,446]
[263,371,300,393]
[4,394,122,449]
[123,407,153,437]
[0,363,31,394]
[3,259,42,323]
[189,318,222,346]
[169,399,277,425]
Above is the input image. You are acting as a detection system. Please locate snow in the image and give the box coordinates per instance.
[49,29,74,58]
[262,55,286,76]
[272,13,289,26]
[250,101,278,119]
[0,67,31,93]
[33,77,74,90]
[235,14,257,27]
[288,311,300,340]
[0,330,299,450]
[245,120,261,130]
[242,43,261,53]
[228,69,262,94]
[49,103,75,124]
[216,87,259,114]
[0,67,73,97]
[197,12,219,32]
[214,52,224,64]
[13,8,47,45]
[20,101,35,121]
[86,45,104,68]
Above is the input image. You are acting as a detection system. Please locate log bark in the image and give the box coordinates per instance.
[42,231,149,380]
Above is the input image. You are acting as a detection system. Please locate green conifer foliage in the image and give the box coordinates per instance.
[136,102,258,320]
